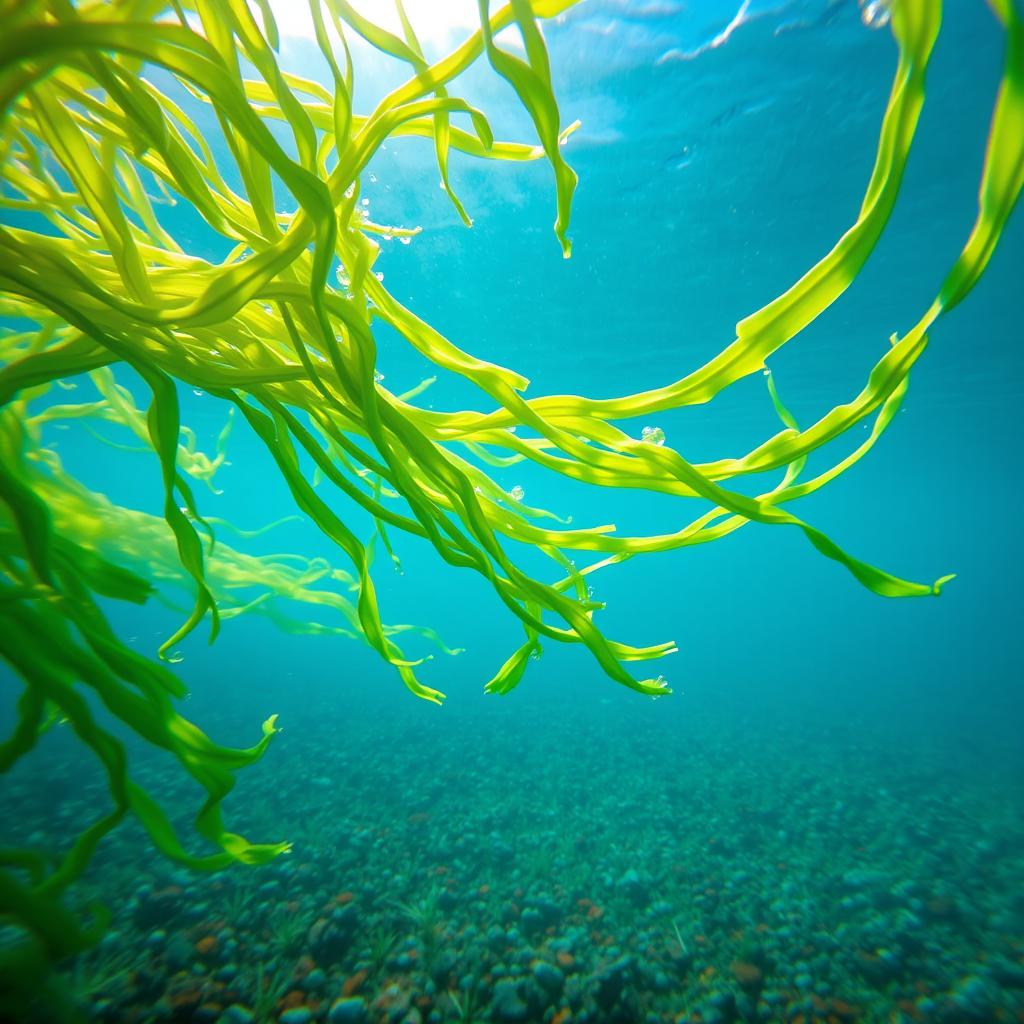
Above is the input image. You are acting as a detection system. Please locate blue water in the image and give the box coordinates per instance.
[2,1,1023,1021]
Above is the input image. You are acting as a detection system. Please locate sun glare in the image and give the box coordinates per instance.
[266,0,484,51]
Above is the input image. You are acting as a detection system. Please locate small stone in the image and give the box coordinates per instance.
[219,1007,255,1024]
[490,978,529,1023]
[730,960,764,991]
[616,868,648,903]
[328,997,368,1024]
[595,956,634,1010]
[303,967,326,991]
[215,963,239,983]
[532,960,564,995]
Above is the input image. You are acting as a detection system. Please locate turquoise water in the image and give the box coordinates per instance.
[2,1,1023,1022]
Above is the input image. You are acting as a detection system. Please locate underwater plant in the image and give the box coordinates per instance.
[0,0,1021,1009]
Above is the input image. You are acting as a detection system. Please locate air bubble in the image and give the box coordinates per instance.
[193,388,204,397]
[373,370,385,383]
[374,271,384,282]
[641,425,666,446]
[167,651,184,665]
[509,485,525,502]
[399,236,411,246]
[859,0,890,29]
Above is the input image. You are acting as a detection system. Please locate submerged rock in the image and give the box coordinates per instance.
[595,955,635,1011]
[490,978,530,1022]
[328,997,368,1024]
[532,959,564,997]
[616,868,648,904]
[219,1007,255,1024]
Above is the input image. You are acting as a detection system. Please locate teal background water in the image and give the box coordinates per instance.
[3,1,1023,1020]
[51,0,1023,724]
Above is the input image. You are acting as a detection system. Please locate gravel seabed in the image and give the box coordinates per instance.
[4,689,1023,1024]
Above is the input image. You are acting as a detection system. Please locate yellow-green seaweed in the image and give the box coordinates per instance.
[0,0,1022,1006]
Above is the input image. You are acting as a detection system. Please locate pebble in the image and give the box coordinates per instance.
[278,1009,313,1024]
[490,978,529,1022]
[328,997,368,1024]
[219,1007,254,1024]
[303,967,326,990]
[532,959,564,995]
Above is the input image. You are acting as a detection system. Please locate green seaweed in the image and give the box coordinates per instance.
[0,0,1022,1008]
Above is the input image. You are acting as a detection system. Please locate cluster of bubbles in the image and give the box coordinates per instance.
[641,425,666,446]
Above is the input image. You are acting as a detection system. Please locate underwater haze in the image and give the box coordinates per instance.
[2,1,1023,1023]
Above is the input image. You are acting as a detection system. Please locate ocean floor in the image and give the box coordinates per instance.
[5,691,1024,1024]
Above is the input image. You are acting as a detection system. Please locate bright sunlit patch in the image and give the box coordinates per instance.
[264,0,490,52]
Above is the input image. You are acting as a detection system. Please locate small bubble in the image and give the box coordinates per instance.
[361,197,370,207]
[641,425,666,446]
[178,505,195,520]
[369,173,377,183]
[399,236,411,246]
[859,0,890,28]
[193,388,204,397]
[762,368,771,377]
[373,370,385,383]
[509,485,525,502]
[374,271,384,282]
[167,650,184,664]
